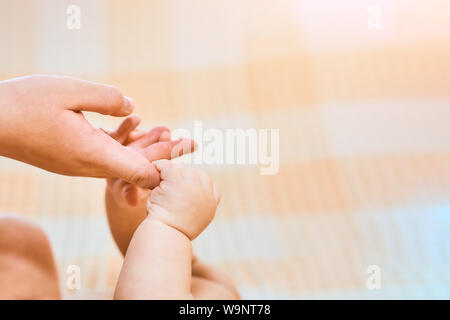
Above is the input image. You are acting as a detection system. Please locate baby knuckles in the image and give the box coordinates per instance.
[146,163,218,240]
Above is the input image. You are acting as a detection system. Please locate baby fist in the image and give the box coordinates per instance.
[146,160,220,240]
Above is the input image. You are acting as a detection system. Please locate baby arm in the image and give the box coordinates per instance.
[114,160,220,300]
[114,217,193,299]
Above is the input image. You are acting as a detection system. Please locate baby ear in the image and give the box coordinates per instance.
[122,184,140,207]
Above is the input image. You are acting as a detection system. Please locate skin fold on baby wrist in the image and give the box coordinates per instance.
[145,214,192,241]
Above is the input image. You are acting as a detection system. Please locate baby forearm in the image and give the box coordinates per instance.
[114,217,193,300]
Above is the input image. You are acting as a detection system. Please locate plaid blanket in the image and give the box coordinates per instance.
[0,0,449,299]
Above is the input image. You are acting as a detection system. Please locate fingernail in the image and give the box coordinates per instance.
[124,96,134,114]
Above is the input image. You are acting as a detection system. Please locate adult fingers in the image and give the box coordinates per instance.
[60,77,134,116]
[159,130,171,142]
[128,129,146,143]
[136,138,196,162]
[108,115,141,144]
[128,126,170,148]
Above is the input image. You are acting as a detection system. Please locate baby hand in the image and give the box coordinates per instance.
[105,116,195,207]
[146,160,220,240]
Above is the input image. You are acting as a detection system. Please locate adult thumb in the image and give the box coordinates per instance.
[101,138,161,189]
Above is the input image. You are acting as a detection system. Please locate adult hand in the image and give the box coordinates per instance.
[0,75,170,188]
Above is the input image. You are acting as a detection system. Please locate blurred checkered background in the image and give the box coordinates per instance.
[0,0,450,299]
